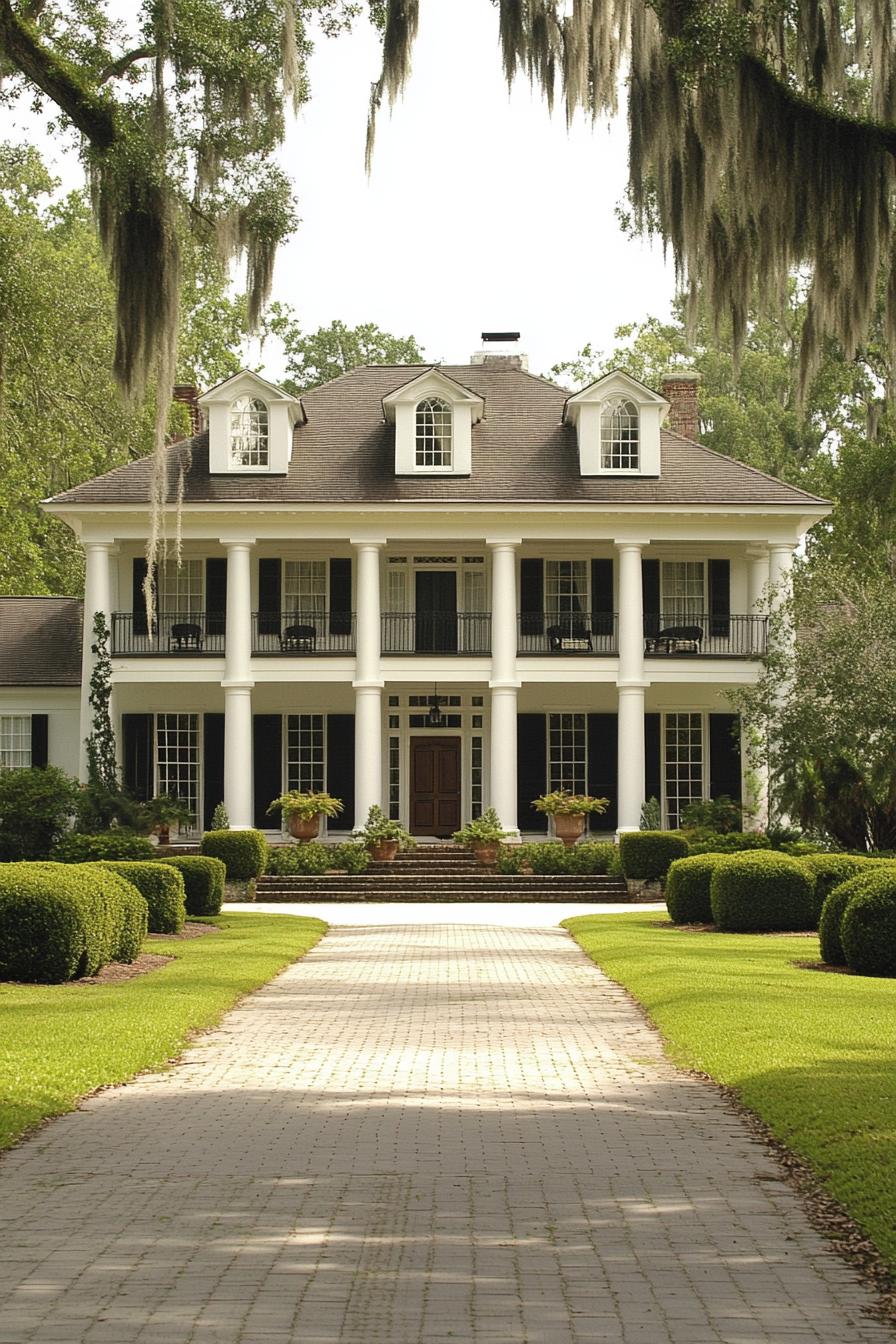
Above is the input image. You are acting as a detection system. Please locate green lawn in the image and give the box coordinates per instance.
[564,911,896,1271]
[0,912,326,1150]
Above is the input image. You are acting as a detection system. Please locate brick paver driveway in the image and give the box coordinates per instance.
[0,918,891,1344]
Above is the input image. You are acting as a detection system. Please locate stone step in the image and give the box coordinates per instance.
[255,873,629,903]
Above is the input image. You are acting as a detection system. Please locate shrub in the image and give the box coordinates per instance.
[156,856,225,916]
[639,796,662,830]
[665,853,730,924]
[684,830,771,856]
[799,854,871,922]
[0,862,147,983]
[496,841,617,875]
[0,766,81,860]
[619,831,689,881]
[840,871,896,977]
[210,802,230,830]
[99,861,186,933]
[200,829,267,879]
[818,873,873,966]
[53,831,155,863]
[680,795,744,833]
[710,851,816,932]
[266,842,370,876]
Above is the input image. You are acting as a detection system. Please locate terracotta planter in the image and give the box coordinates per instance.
[155,824,170,846]
[287,812,321,843]
[472,841,499,866]
[368,838,400,862]
[552,812,586,848]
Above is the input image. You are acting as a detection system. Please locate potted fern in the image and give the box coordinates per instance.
[453,808,512,866]
[532,789,609,847]
[354,805,415,861]
[268,789,343,842]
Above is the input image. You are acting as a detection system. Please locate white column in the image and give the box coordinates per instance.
[747,545,771,654]
[615,540,649,833]
[768,542,797,654]
[79,540,116,780]
[221,538,255,829]
[487,539,521,836]
[352,540,385,825]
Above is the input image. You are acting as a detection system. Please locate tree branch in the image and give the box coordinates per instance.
[742,53,896,160]
[97,45,155,84]
[0,0,116,148]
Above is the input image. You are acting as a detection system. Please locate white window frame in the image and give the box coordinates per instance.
[661,560,706,624]
[662,711,705,830]
[155,713,200,829]
[414,397,453,470]
[0,714,32,769]
[230,396,270,470]
[548,712,587,796]
[286,713,325,795]
[159,558,204,617]
[283,560,327,621]
[545,559,590,626]
[600,397,640,471]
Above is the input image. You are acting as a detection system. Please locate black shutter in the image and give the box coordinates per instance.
[645,713,662,809]
[591,559,614,639]
[30,714,48,769]
[520,559,544,637]
[326,714,355,829]
[709,713,742,803]
[132,557,149,636]
[642,559,661,638]
[329,558,352,637]
[708,559,731,638]
[253,715,282,828]
[203,713,225,830]
[258,559,281,637]
[517,714,548,833]
[587,713,617,832]
[123,714,154,802]
[206,559,227,638]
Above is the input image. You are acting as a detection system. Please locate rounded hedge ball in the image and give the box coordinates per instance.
[665,853,730,924]
[840,871,896,977]
[710,851,816,932]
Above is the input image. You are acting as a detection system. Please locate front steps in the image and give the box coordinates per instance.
[256,843,629,902]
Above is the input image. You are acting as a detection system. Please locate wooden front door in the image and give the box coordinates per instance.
[410,737,462,836]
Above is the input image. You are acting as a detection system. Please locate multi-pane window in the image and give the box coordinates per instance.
[287,714,324,793]
[160,559,203,615]
[665,712,703,829]
[661,561,705,623]
[548,713,587,795]
[156,714,199,825]
[415,398,452,467]
[284,561,327,619]
[0,715,31,768]
[386,563,409,612]
[600,398,639,469]
[230,396,269,468]
[471,736,483,819]
[388,736,401,820]
[545,561,589,630]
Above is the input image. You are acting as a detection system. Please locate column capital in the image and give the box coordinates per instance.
[746,543,770,558]
[613,537,651,551]
[768,540,798,555]
[350,537,387,549]
[485,537,522,549]
[220,679,255,691]
[352,679,385,691]
[488,679,522,692]
[219,535,256,548]
[83,539,119,553]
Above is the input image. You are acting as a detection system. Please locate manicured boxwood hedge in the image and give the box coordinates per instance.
[839,870,896,977]
[818,873,872,966]
[683,831,772,856]
[710,851,816,932]
[98,861,186,933]
[157,855,226,916]
[665,853,730,924]
[0,862,148,983]
[496,841,617,875]
[53,832,155,863]
[200,829,268,879]
[619,831,689,882]
[798,854,870,922]
[265,842,369,876]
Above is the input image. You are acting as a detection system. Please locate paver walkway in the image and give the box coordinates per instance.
[0,920,891,1344]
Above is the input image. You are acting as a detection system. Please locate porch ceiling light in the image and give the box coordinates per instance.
[427,688,444,728]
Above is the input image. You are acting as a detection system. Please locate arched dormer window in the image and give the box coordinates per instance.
[600,398,639,470]
[415,397,453,468]
[230,396,269,468]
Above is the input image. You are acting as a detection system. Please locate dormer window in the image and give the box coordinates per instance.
[230,396,269,469]
[600,398,639,470]
[415,398,453,469]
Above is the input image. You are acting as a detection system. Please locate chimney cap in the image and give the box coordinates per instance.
[481,331,520,343]
[661,368,702,385]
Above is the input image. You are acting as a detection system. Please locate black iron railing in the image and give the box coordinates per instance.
[517,612,618,655]
[381,611,491,655]
[643,613,767,657]
[252,611,355,655]
[111,611,225,655]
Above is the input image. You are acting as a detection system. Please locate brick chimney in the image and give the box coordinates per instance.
[661,370,701,440]
[173,384,203,437]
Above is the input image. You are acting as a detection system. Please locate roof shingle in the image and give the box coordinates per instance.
[0,598,83,686]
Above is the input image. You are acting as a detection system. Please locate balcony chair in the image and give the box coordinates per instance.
[645,624,704,655]
[169,622,204,652]
[280,623,317,652]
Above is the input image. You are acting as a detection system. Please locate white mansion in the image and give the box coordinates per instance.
[0,344,829,838]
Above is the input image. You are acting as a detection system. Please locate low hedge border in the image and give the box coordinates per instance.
[665,853,731,924]
[818,873,874,967]
[53,832,156,863]
[496,841,617,875]
[156,855,226,916]
[0,862,148,983]
[200,829,267,879]
[840,871,896,977]
[619,831,689,882]
[710,851,816,932]
[798,854,871,923]
[265,842,370,877]
[98,861,186,934]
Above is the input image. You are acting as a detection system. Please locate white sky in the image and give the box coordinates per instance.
[2,0,678,380]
